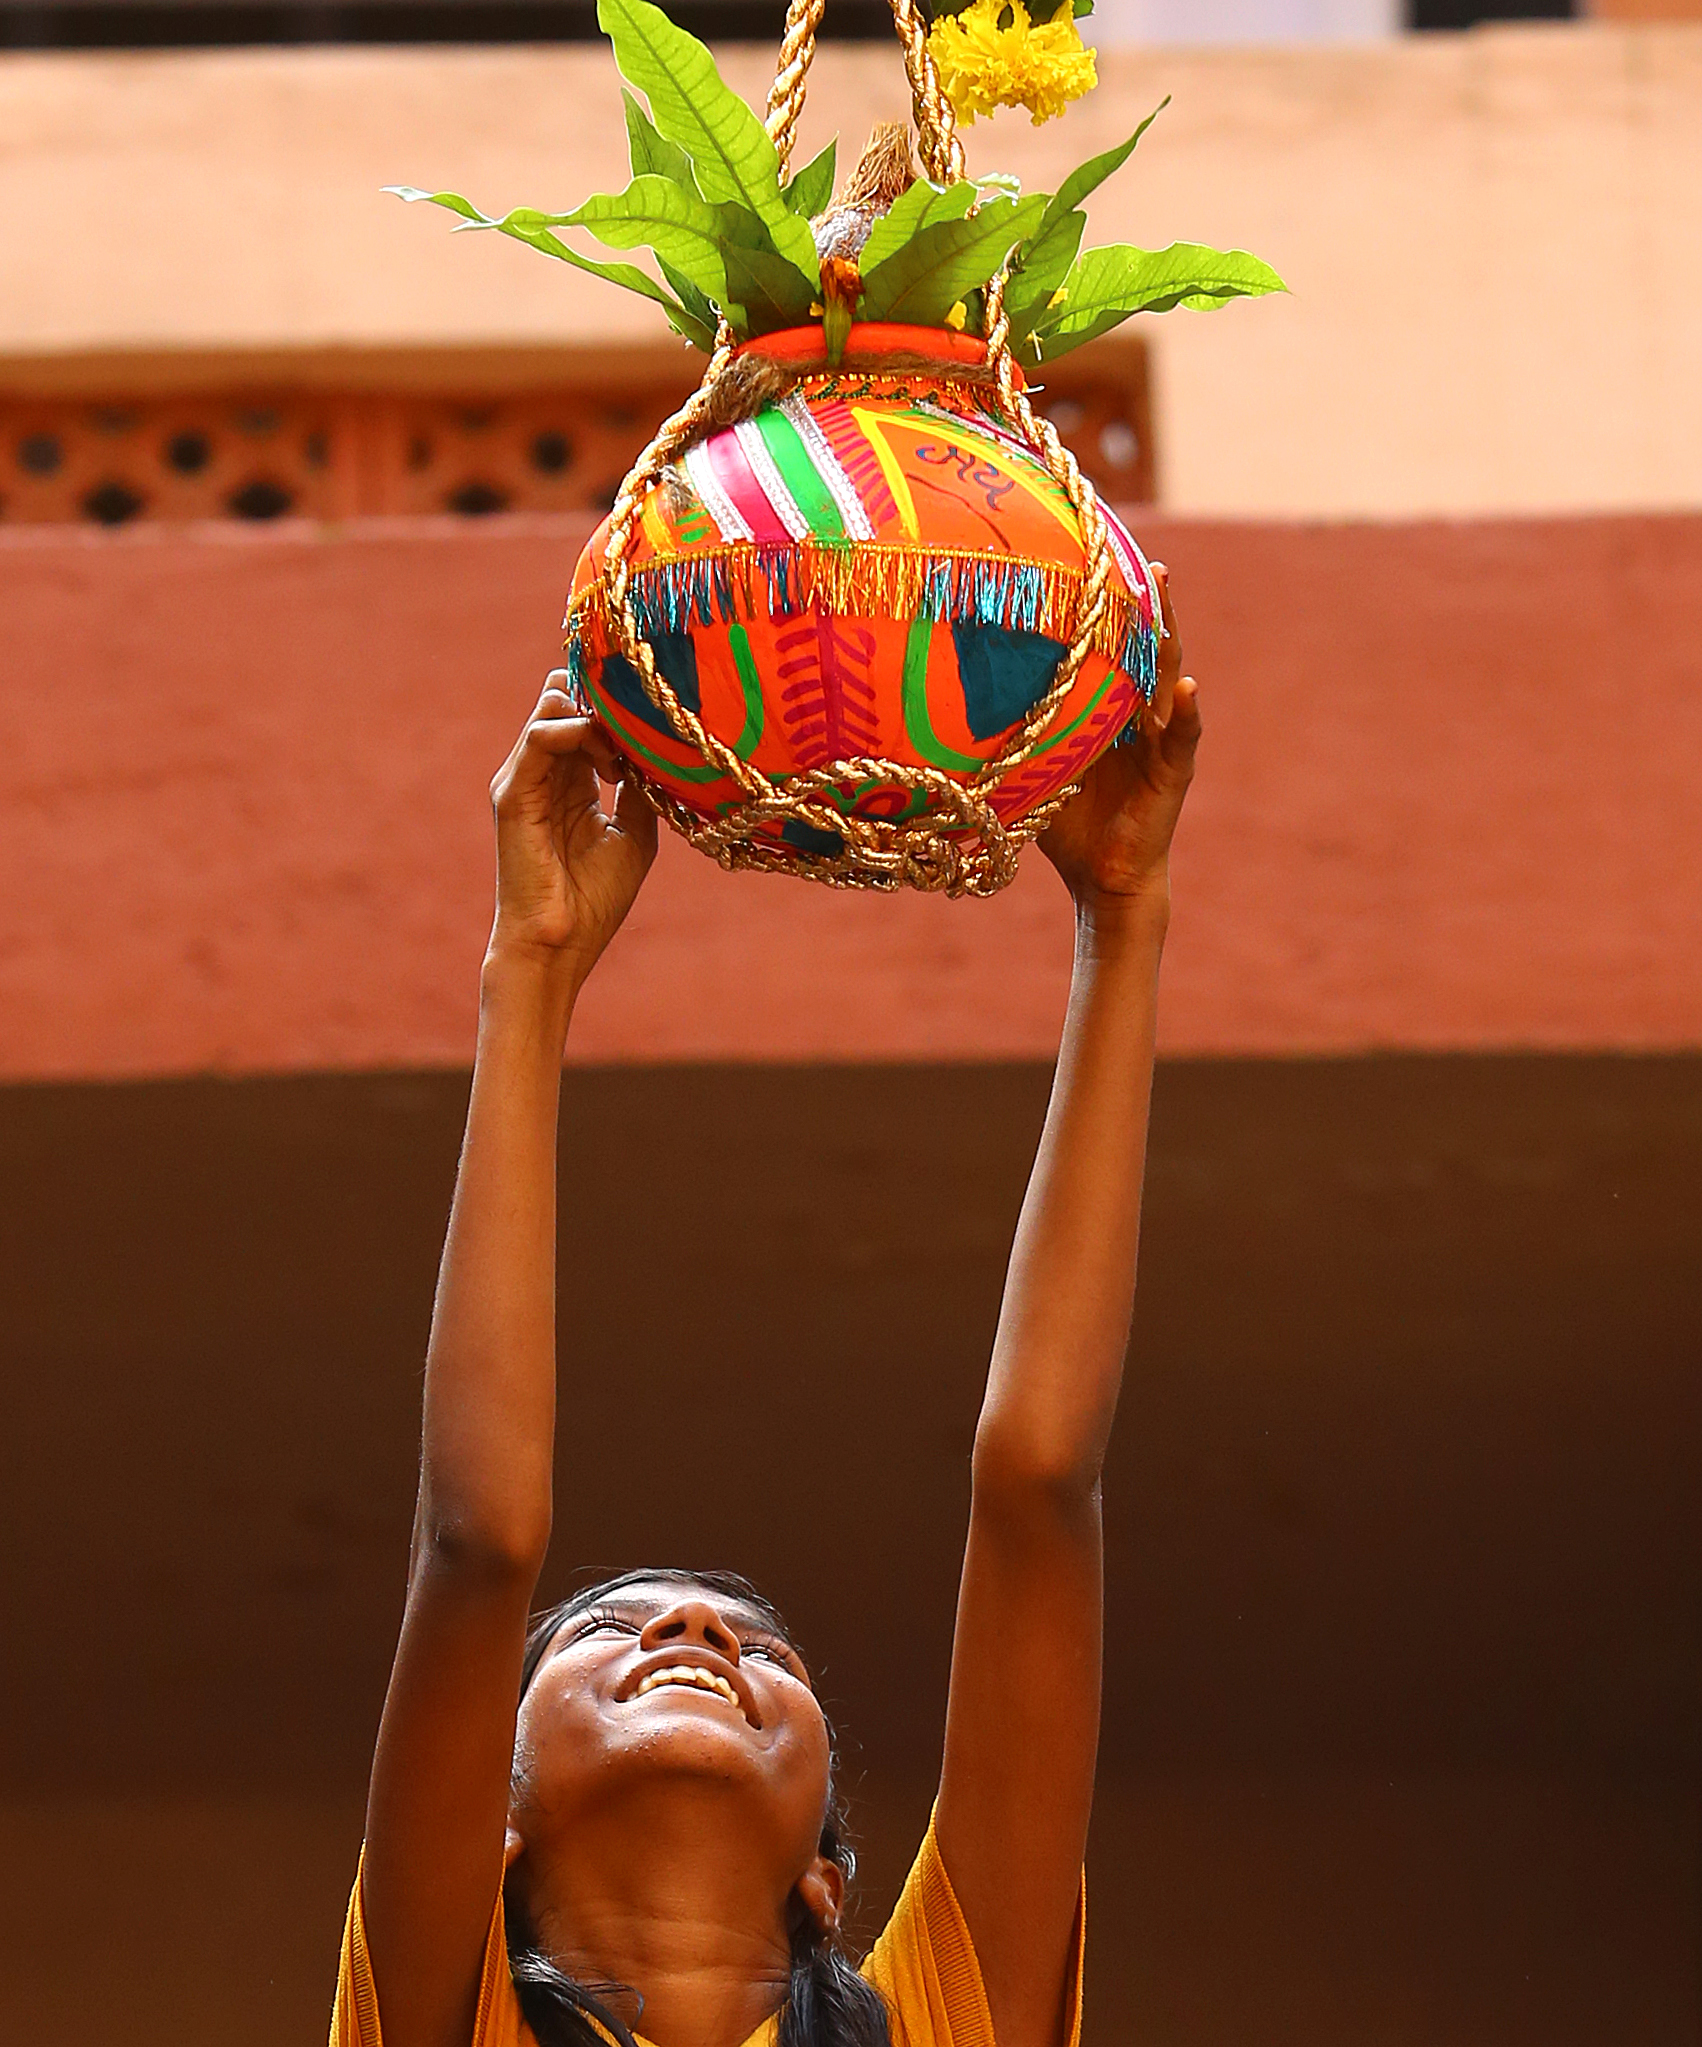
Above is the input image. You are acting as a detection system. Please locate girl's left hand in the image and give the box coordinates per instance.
[487,677,658,979]
[1038,564,1200,918]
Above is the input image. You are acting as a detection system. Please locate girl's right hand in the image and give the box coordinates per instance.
[487,675,658,979]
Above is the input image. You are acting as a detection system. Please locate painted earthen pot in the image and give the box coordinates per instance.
[566,323,1161,867]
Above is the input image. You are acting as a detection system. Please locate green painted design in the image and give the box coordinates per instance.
[901,616,985,773]
[852,776,930,823]
[753,408,845,539]
[728,623,765,756]
[1019,661,1118,760]
[591,687,726,783]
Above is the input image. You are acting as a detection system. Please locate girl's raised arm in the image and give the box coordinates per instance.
[359,681,656,2047]
[935,574,1200,2047]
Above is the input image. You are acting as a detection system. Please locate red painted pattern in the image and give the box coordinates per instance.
[810,400,900,532]
[774,609,882,770]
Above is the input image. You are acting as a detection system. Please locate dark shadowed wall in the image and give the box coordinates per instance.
[2,1054,1696,2043]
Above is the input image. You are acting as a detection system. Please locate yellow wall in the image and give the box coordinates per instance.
[3,24,1700,516]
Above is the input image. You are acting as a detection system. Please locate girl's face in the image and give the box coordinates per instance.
[511,1579,835,1887]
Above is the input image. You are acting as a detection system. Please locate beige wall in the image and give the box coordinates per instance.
[3,25,1700,517]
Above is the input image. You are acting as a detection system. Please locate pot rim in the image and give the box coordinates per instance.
[734,323,1025,385]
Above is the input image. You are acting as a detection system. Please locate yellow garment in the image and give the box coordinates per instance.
[331,1817,1084,2047]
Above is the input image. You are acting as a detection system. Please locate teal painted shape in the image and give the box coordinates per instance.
[781,818,845,857]
[951,620,1068,741]
[599,634,701,738]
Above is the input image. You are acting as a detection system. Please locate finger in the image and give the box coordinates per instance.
[530,671,578,719]
[611,764,660,859]
[492,676,581,784]
[520,715,602,755]
[1154,563,1183,678]
[1152,563,1179,644]
[496,716,600,812]
[577,721,626,785]
[1158,675,1202,770]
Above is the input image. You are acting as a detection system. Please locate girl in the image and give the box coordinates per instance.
[331,574,1199,2047]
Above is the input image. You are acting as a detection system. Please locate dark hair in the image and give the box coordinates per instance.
[505,1568,892,2047]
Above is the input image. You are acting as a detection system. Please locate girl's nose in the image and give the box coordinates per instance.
[639,1598,742,1663]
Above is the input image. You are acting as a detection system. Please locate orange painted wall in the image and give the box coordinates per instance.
[2,510,1698,1079]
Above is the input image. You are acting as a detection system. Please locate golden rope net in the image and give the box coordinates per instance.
[575,0,1125,898]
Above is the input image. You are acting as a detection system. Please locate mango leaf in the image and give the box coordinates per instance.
[557,176,741,302]
[997,100,1166,345]
[859,193,1046,328]
[1026,241,1287,361]
[858,178,978,276]
[401,190,721,347]
[659,303,720,351]
[386,185,487,219]
[596,0,816,286]
[1041,99,1167,232]
[781,138,837,217]
[1001,207,1085,345]
[657,255,721,344]
[622,88,696,192]
[722,236,821,331]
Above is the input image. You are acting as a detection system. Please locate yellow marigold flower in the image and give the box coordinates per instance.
[927,0,1098,127]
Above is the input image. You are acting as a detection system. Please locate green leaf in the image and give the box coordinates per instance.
[386,185,490,222]
[995,102,1165,344]
[858,178,978,276]
[657,255,720,342]
[567,180,822,334]
[622,88,697,192]
[660,304,720,350]
[859,193,1047,327]
[722,236,821,331]
[560,176,743,302]
[1040,99,1168,237]
[1027,241,1287,361]
[781,138,837,217]
[494,221,713,334]
[595,0,816,285]
[386,183,718,348]
[1002,207,1085,345]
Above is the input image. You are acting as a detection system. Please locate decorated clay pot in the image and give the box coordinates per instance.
[566,322,1161,873]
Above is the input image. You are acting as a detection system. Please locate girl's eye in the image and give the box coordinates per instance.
[743,1639,792,1668]
[575,1607,640,1640]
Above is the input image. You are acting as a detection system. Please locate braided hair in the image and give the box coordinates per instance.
[505,1569,892,2047]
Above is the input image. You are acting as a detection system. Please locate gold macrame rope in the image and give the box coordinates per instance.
[764,0,827,178]
[585,0,1124,897]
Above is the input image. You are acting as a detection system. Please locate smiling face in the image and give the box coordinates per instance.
[509,1574,837,1911]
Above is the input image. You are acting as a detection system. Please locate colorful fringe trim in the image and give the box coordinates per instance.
[570,542,1158,703]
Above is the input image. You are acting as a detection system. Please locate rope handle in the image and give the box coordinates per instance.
[764,0,966,186]
[580,0,1126,895]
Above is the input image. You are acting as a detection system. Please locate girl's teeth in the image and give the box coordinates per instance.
[636,1665,738,1705]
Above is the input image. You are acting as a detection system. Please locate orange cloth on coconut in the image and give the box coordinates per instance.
[330,1816,1084,2047]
